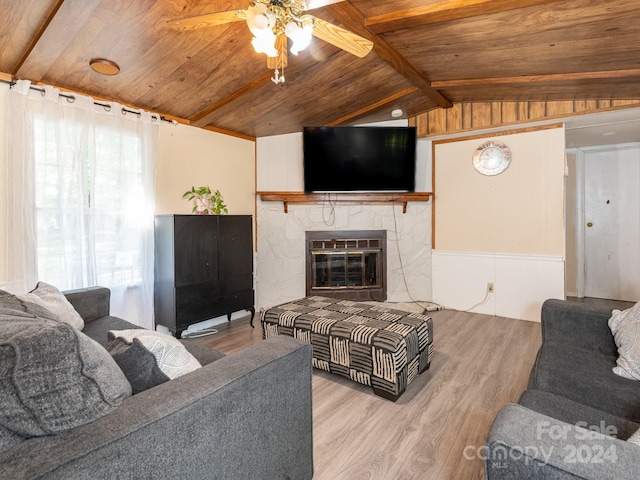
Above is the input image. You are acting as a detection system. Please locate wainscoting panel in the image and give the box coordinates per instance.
[432,250,565,322]
[431,251,496,316]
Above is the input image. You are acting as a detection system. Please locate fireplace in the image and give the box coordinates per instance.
[305,230,386,301]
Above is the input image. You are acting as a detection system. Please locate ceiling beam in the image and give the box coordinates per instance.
[190,72,274,127]
[366,0,567,34]
[201,125,256,142]
[190,40,341,129]
[12,0,65,75]
[15,0,102,81]
[431,68,640,88]
[328,87,418,125]
[326,2,452,109]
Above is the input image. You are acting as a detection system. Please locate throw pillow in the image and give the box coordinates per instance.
[608,302,640,380]
[627,427,640,446]
[0,295,131,439]
[17,281,84,330]
[107,337,171,394]
[108,329,202,381]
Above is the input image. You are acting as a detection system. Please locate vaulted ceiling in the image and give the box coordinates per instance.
[2,0,640,139]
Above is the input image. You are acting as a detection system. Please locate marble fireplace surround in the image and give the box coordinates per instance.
[256,198,432,310]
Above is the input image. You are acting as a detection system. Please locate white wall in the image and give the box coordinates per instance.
[156,124,255,215]
[435,128,565,255]
[565,150,578,296]
[432,127,566,321]
[256,132,304,191]
[432,251,565,321]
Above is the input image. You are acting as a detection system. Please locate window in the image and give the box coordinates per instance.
[6,81,158,328]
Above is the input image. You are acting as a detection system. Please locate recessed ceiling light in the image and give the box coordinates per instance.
[391,108,404,118]
[90,58,120,76]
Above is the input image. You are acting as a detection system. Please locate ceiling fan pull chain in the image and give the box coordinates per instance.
[271,51,286,84]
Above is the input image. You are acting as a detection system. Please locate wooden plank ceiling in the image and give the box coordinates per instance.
[2,0,640,139]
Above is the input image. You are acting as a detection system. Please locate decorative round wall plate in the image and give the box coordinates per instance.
[472,140,511,176]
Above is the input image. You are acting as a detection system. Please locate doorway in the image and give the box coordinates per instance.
[572,144,640,301]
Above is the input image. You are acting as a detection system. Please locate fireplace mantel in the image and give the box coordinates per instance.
[257,191,432,213]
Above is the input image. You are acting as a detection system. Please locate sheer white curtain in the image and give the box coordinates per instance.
[5,80,158,329]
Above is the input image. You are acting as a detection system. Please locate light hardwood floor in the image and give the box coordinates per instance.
[196,308,541,479]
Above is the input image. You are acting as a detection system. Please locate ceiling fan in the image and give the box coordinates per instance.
[167,0,373,84]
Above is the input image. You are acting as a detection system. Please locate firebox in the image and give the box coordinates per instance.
[305,230,387,301]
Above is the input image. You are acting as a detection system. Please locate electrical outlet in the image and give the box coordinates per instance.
[487,282,494,293]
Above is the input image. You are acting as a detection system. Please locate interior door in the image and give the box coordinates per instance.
[583,146,640,301]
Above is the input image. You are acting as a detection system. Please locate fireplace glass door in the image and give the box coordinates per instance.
[305,230,387,301]
[311,251,380,290]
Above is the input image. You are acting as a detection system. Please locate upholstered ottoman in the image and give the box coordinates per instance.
[262,296,433,401]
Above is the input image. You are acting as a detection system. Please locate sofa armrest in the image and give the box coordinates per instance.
[486,403,640,480]
[0,336,313,480]
[541,299,617,356]
[63,287,111,324]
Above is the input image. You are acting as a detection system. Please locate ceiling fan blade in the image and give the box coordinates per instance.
[306,0,345,10]
[311,17,373,58]
[167,10,246,32]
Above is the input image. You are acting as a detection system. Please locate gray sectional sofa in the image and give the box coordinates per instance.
[0,286,314,479]
[486,299,640,479]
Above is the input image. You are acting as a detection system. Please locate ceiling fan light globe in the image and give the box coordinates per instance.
[253,13,270,30]
[286,22,313,55]
[285,21,300,36]
[251,34,278,56]
[245,7,258,34]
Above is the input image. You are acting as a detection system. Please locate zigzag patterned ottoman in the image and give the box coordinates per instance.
[261,296,433,401]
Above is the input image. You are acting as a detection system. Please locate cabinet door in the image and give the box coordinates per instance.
[218,216,253,279]
[174,216,218,286]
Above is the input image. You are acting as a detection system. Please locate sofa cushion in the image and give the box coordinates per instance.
[529,340,640,422]
[519,389,640,440]
[541,299,618,356]
[82,315,142,347]
[179,339,226,366]
[0,424,24,453]
[17,282,84,330]
[0,295,131,440]
[609,302,640,380]
[108,330,202,380]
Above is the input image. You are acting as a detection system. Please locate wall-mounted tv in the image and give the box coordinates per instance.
[303,126,416,192]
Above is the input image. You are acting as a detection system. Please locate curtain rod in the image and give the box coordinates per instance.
[2,79,176,124]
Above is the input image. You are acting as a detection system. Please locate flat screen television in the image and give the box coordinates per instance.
[303,126,416,192]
